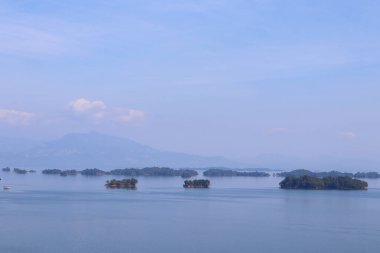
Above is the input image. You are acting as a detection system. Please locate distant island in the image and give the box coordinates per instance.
[105,178,138,189]
[5,166,380,185]
[109,167,198,178]
[81,168,108,176]
[279,176,368,190]
[42,169,63,175]
[13,168,28,174]
[60,170,78,176]
[276,169,380,179]
[203,168,269,177]
[354,172,380,179]
[41,167,198,178]
[277,169,354,178]
[183,179,210,188]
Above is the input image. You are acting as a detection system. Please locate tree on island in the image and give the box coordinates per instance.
[13,168,28,174]
[279,176,368,190]
[183,179,210,188]
[203,169,269,177]
[105,178,138,189]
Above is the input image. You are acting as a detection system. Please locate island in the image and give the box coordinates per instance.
[183,179,210,188]
[109,167,198,178]
[279,176,368,190]
[2,167,10,172]
[81,168,109,176]
[42,169,63,175]
[13,168,28,174]
[12,167,199,178]
[105,178,138,189]
[354,172,380,179]
[60,170,78,176]
[277,169,354,178]
[203,168,269,177]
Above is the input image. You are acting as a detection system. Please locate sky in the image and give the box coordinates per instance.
[0,0,380,169]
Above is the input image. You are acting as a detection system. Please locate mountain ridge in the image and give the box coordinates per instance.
[0,132,246,169]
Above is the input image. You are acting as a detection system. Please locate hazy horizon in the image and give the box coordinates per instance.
[1,0,380,169]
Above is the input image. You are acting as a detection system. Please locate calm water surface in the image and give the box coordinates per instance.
[1,171,380,253]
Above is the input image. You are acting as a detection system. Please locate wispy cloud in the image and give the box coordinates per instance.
[0,109,36,125]
[0,7,97,57]
[68,98,144,124]
[112,108,145,123]
[339,131,357,139]
[0,23,68,56]
[151,0,227,13]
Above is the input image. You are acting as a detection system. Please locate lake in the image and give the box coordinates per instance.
[1,171,380,253]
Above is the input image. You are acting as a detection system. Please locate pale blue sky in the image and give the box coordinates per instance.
[0,0,380,169]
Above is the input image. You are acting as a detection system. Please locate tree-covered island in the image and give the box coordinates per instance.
[203,168,269,177]
[13,168,28,174]
[183,179,210,188]
[109,167,198,178]
[277,169,354,178]
[40,167,198,177]
[105,178,138,189]
[279,176,368,190]
[60,170,78,176]
[42,169,63,175]
[354,172,380,179]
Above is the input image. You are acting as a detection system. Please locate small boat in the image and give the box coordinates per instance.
[3,186,11,190]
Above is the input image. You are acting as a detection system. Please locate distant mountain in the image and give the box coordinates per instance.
[0,133,245,169]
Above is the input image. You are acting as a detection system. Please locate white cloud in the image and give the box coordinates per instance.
[69,98,106,113]
[339,131,357,139]
[68,98,144,124]
[0,109,36,125]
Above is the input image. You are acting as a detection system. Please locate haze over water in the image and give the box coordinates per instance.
[1,172,380,253]
[1,1,380,252]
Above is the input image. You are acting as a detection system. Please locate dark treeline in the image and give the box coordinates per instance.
[280,176,368,190]
[354,172,380,179]
[183,179,210,188]
[13,168,35,174]
[110,167,198,178]
[203,168,269,177]
[2,167,11,172]
[277,169,380,179]
[41,167,198,178]
[5,167,380,180]
[105,178,138,189]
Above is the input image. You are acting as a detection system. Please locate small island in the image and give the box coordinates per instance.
[60,170,78,176]
[279,176,368,190]
[105,178,138,189]
[203,168,269,177]
[183,179,210,188]
[13,168,28,174]
[42,169,62,175]
[2,167,10,172]
[81,168,109,176]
